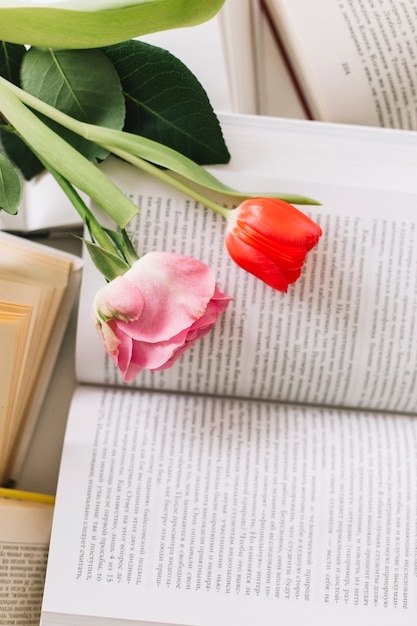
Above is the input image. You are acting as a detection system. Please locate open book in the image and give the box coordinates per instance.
[41,113,417,625]
[0,488,54,626]
[0,232,83,486]
[221,0,417,127]
[218,0,308,119]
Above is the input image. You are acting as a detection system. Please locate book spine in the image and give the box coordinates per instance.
[259,0,314,120]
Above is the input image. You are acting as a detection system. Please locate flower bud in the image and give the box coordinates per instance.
[92,251,231,382]
[225,197,322,291]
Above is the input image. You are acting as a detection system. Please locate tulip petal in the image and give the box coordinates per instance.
[234,224,307,271]
[225,198,321,291]
[225,231,292,292]
[236,197,322,243]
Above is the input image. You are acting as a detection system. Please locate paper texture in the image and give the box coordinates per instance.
[42,386,417,625]
[0,497,53,626]
[76,115,417,414]
[262,0,417,127]
[42,113,417,625]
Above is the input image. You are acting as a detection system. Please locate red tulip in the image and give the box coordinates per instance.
[225,197,322,292]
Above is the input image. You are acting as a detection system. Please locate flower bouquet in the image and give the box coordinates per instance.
[0,0,321,381]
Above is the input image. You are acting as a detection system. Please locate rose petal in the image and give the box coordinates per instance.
[94,275,145,322]
[117,252,217,342]
[92,251,231,381]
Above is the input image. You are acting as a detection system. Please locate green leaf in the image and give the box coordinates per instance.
[0,76,139,228]
[0,78,320,207]
[0,1,226,49]
[20,47,126,163]
[104,228,140,265]
[84,125,320,206]
[0,152,23,214]
[0,42,36,175]
[0,41,25,85]
[81,238,130,282]
[0,129,44,180]
[104,40,230,165]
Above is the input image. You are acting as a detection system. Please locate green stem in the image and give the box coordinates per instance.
[39,159,117,254]
[0,76,320,207]
[0,77,138,228]
[106,145,230,219]
[1,77,232,202]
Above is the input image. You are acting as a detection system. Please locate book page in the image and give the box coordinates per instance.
[217,0,260,114]
[263,0,417,128]
[0,304,34,481]
[76,147,417,414]
[0,497,53,626]
[0,232,84,485]
[0,323,23,462]
[42,386,417,625]
[255,2,308,119]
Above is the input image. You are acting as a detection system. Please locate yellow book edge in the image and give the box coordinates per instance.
[0,486,55,505]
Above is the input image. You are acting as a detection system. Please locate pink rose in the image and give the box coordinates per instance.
[92,251,232,382]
